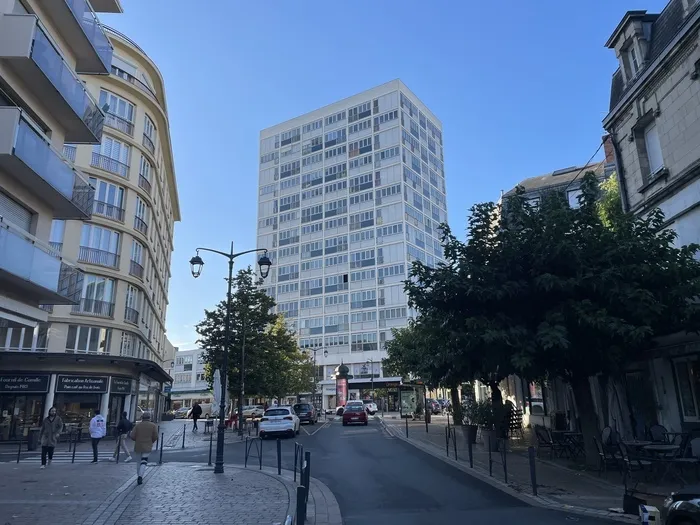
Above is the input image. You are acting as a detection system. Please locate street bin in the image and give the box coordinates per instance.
[26,428,41,451]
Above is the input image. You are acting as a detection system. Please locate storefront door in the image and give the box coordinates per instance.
[0,395,44,441]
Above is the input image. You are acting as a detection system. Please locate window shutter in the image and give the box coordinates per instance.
[0,192,32,232]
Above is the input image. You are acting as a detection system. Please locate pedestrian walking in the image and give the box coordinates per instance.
[129,412,158,485]
[39,407,63,469]
[89,409,106,463]
[190,402,202,432]
[110,411,133,462]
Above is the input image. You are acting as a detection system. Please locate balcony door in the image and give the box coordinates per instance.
[80,224,120,267]
[99,90,134,127]
[89,176,124,220]
[81,274,115,315]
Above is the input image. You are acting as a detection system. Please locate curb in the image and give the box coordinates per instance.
[379,419,638,524]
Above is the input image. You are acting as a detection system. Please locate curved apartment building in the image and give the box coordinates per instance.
[0,5,180,439]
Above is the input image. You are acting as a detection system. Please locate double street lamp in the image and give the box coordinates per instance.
[189,243,272,474]
[311,348,328,412]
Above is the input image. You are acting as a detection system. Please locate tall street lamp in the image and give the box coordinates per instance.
[366,358,374,399]
[311,349,329,412]
[189,243,271,474]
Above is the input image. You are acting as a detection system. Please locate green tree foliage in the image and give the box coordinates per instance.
[195,267,311,402]
[400,172,700,463]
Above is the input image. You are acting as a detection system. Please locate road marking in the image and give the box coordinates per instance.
[307,420,331,436]
[300,425,311,436]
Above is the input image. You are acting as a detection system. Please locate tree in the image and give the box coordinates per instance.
[405,172,700,465]
[195,267,276,405]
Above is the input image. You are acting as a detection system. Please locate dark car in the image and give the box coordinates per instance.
[293,403,318,425]
[661,485,700,524]
[427,399,442,414]
[342,405,368,426]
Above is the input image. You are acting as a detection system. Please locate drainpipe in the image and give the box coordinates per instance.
[609,132,631,213]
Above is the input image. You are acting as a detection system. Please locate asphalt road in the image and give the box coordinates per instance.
[3,418,622,524]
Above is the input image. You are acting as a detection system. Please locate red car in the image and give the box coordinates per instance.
[342,405,368,426]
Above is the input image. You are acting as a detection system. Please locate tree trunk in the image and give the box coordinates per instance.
[450,388,463,425]
[489,381,503,407]
[571,376,601,469]
[490,381,509,438]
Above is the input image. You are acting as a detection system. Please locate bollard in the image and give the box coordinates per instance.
[294,443,299,482]
[445,427,449,457]
[71,431,77,463]
[296,485,307,525]
[277,438,282,475]
[16,430,22,464]
[159,432,164,465]
[304,451,311,495]
[208,431,213,467]
[468,435,473,468]
[67,430,72,452]
[116,434,121,464]
[528,446,538,496]
[502,442,508,484]
[244,437,249,468]
[405,416,408,438]
[488,436,493,476]
[182,423,186,449]
[452,428,457,461]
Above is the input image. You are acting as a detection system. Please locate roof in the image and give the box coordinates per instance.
[608,0,691,111]
[504,161,606,197]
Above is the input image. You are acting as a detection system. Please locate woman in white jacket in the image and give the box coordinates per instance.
[89,409,106,463]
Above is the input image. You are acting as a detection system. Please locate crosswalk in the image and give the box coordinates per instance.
[20,451,121,464]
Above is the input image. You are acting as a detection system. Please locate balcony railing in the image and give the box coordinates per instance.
[0,108,94,219]
[64,0,114,73]
[138,175,152,194]
[142,134,155,155]
[49,241,63,255]
[72,298,115,317]
[93,200,125,222]
[28,20,104,141]
[91,152,129,178]
[111,66,160,105]
[0,217,83,304]
[63,145,77,162]
[78,246,119,268]
[104,113,134,136]
[124,306,139,325]
[129,259,144,279]
[133,216,148,235]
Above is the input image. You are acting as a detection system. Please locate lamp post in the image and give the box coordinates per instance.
[189,243,271,474]
[366,358,374,400]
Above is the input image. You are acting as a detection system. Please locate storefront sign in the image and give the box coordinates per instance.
[56,375,108,393]
[163,384,172,393]
[0,374,50,393]
[110,377,133,394]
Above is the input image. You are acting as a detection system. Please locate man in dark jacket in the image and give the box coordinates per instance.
[191,403,202,432]
[110,411,133,462]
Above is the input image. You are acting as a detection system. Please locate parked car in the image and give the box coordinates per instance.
[173,407,190,419]
[427,399,442,414]
[335,405,345,416]
[342,405,368,426]
[293,403,318,425]
[242,405,265,419]
[186,403,215,419]
[363,400,378,415]
[259,406,300,438]
[661,485,700,524]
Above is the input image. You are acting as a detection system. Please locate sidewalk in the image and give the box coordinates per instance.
[381,418,647,523]
[0,460,342,525]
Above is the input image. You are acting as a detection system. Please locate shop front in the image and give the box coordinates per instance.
[0,352,172,440]
[0,374,50,441]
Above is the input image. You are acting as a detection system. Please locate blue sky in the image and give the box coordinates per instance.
[101,0,670,350]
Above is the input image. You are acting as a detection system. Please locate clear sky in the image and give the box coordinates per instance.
[101,0,670,350]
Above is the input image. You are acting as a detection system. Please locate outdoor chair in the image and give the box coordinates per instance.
[618,441,653,480]
[649,424,668,443]
[670,437,700,480]
[508,408,524,440]
[534,425,568,459]
[594,436,621,476]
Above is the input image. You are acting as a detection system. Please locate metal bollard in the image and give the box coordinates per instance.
[208,431,213,467]
[294,443,298,482]
[16,430,22,464]
[115,434,121,464]
[159,432,164,465]
[405,416,408,438]
[452,428,457,461]
[528,446,538,496]
[277,438,282,475]
[488,436,493,476]
[182,423,186,449]
[468,435,473,468]
[296,485,307,525]
[244,437,249,468]
[71,431,77,463]
[445,427,449,457]
[304,451,311,495]
[502,441,508,483]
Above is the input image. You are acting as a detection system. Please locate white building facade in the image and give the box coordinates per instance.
[256,80,447,411]
[169,348,212,410]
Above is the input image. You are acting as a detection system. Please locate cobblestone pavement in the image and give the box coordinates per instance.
[0,462,135,525]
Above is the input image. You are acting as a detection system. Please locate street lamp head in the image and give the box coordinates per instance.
[189,253,204,278]
[323,350,328,358]
[257,251,272,279]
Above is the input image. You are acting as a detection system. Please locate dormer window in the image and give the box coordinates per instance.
[628,46,640,75]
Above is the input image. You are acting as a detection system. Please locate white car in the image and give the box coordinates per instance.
[363,401,378,415]
[337,401,364,416]
[258,406,300,438]
[242,405,265,419]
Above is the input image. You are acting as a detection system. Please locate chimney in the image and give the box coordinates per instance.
[602,134,615,164]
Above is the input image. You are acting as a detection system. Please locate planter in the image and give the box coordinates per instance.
[481,428,501,451]
[461,424,478,444]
